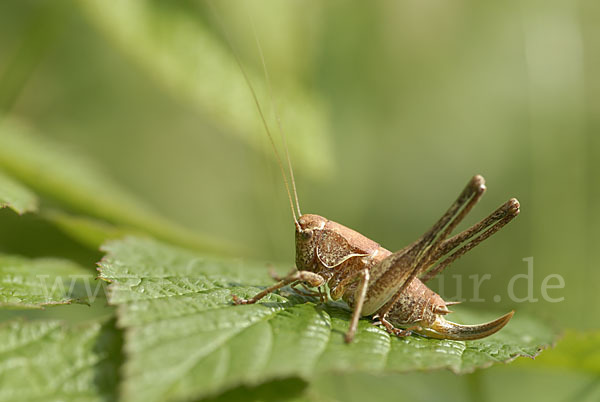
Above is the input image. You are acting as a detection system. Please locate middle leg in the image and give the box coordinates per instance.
[343,268,370,343]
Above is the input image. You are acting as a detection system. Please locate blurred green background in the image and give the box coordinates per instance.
[0,0,598,401]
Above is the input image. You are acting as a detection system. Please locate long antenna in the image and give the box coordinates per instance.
[247,13,302,218]
[207,1,299,226]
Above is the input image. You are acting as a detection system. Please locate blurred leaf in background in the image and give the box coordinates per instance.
[0,118,233,254]
[0,170,37,214]
[78,0,334,177]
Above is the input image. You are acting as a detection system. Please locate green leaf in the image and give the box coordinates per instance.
[0,319,121,402]
[99,237,558,402]
[42,209,141,250]
[0,254,94,308]
[0,170,37,214]
[0,118,235,254]
[78,0,334,177]
[512,329,600,374]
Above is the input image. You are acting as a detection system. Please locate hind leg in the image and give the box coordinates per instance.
[420,198,520,282]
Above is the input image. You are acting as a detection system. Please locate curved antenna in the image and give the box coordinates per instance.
[207,1,299,226]
[247,14,302,217]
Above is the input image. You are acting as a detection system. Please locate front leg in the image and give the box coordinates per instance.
[233,270,325,305]
[269,268,328,303]
[288,282,328,303]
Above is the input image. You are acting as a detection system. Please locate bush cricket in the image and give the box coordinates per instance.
[227,14,519,343]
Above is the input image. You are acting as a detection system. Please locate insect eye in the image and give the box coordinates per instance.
[301,229,313,240]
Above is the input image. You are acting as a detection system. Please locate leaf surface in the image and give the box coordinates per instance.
[0,254,94,309]
[99,237,558,402]
[0,319,121,402]
[512,329,600,374]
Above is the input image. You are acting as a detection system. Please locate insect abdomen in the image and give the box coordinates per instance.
[386,279,445,326]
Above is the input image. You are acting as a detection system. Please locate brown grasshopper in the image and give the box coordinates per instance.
[228,19,519,343]
[233,174,519,343]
